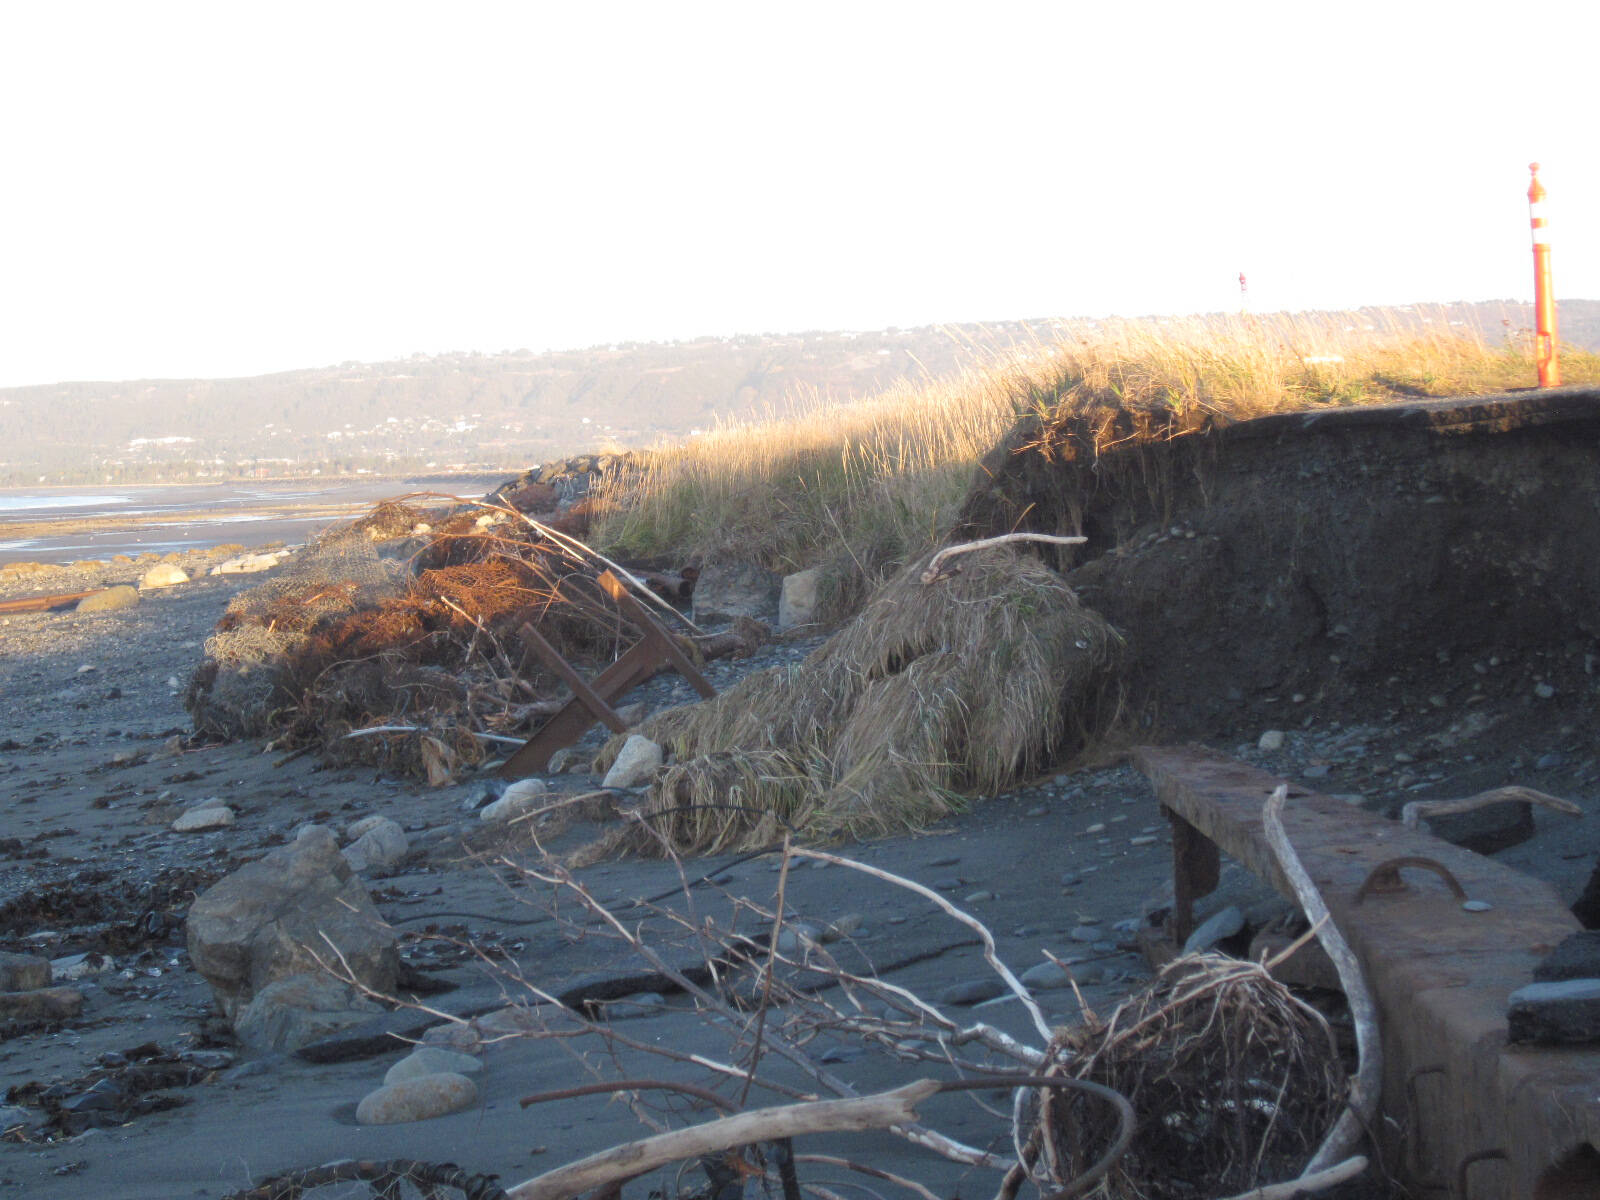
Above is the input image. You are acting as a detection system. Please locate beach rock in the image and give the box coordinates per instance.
[1258,730,1286,751]
[480,778,549,823]
[234,973,381,1052]
[693,557,779,622]
[186,825,399,1021]
[0,986,83,1021]
[173,804,236,832]
[1020,960,1075,990]
[1508,978,1600,1044]
[357,1073,478,1125]
[343,817,409,874]
[0,951,51,992]
[346,815,391,840]
[139,563,189,590]
[76,585,139,614]
[210,552,285,575]
[938,978,1005,1006]
[1534,932,1600,983]
[778,567,823,630]
[602,735,663,788]
[50,952,112,982]
[547,748,588,774]
[1183,905,1245,953]
[384,1047,482,1086]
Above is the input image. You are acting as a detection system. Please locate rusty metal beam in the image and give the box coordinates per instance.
[1132,745,1600,1200]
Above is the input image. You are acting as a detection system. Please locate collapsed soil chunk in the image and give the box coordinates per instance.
[582,545,1122,856]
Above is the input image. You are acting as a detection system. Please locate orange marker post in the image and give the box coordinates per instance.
[1528,162,1560,387]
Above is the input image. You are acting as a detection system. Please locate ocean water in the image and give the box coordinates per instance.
[0,476,507,565]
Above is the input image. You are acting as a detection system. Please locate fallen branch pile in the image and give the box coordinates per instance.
[184,494,755,783]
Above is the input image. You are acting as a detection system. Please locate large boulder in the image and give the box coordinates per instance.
[233,973,382,1052]
[186,826,398,1021]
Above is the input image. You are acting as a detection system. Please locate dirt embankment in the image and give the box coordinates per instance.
[958,387,1600,738]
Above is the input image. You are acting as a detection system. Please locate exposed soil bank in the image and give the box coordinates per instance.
[959,387,1600,736]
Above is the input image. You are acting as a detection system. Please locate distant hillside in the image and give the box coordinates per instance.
[1,300,1592,486]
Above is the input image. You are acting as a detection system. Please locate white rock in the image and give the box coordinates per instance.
[51,952,112,982]
[480,777,550,822]
[346,814,391,840]
[173,805,236,832]
[342,818,409,874]
[1183,905,1246,954]
[602,735,664,789]
[1257,730,1286,751]
[778,567,823,630]
[384,1046,483,1086]
[209,552,283,576]
[139,563,190,590]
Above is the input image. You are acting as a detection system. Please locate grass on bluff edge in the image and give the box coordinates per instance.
[589,311,1600,617]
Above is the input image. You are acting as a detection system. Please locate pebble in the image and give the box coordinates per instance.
[1058,872,1081,888]
[962,890,995,904]
[1020,961,1073,990]
[1129,835,1157,847]
[1534,682,1557,700]
[172,805,235,832]
[1084,823,1105,835]
[1536,752,1565,771]
[384,1047,483,1086]
[1258,730,1286,751]
[1069,926,1100,943]
[932,878,962,892]
[1301,764,1331,779]
[1183,905,1245,953]
[1462,900,1493,913]
[356,1072,479,1125]
[927,855,961,868]
[1025,806,1048,817]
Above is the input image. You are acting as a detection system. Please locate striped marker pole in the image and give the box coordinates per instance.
[1528,162,1560,387]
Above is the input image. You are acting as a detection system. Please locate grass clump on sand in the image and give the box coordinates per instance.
[587,310,1600,620]
[577,545,1122,859]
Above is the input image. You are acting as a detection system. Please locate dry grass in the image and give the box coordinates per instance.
[587,309,1600,617]
[577,545,1122,858]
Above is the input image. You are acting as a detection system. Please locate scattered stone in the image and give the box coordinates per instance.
[1302,764,1331,779]
[1069,926,1101,943]
[962,890,995,904]
[1536,752,1566,771]
[776,923,822,955]
[1025,806,1048,817]
[1258,730,1286,751]
[1534,682,1557,700]
[139,563,189,589]
[927,855,961,868]
[1084,823,1105,835]
[50,952,112,982]
[1059,872,1081,888]
[1020,961,1074,990]
[937,978,1004,1006]
[76,585,139,614]
[172,805,236,832]
[1535,932,1600,982]
[356,1072,479,1125]
[821,913,864,942]
[210,552,285,575]
[186,825,399,1020]
[1461,899,1493,913]
[1508,979,1600,1044]
[234,973,382,1052]
[547,748,588,774]
[1183,905,1245,953]
[601,735,663,788]
[346,815,391,840]
[0,986,84,1021]
[1129,835,1157,847]
[0,951,51,992]
[343,817,409,874]
[480,778,550,823]
[384,1047,483,1086]
[777,566,823,630]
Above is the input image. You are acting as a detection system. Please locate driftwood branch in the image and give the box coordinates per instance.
[921,533,1086,584]
[1262,785,1380,1175]
[1212,1154,1368,1200]
[1401,784,1580,829]
[506,1080,942,1200]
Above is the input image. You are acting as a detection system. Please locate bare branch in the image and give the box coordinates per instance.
[921,534,1086,584]
[1401,784,1580,829]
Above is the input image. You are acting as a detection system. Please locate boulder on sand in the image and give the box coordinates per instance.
[186,826,398,1021]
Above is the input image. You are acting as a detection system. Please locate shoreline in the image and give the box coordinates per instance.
[0,473,508,567]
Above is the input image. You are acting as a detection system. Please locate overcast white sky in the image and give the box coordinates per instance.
[2,1,1595,388]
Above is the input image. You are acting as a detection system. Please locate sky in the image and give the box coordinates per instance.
[2,1,1597,388]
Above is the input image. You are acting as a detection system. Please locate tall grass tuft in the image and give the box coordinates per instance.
[588,309,1600,614]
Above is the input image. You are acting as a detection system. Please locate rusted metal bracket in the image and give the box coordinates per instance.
[498,570,715,780]
[1354,856,1468,905]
